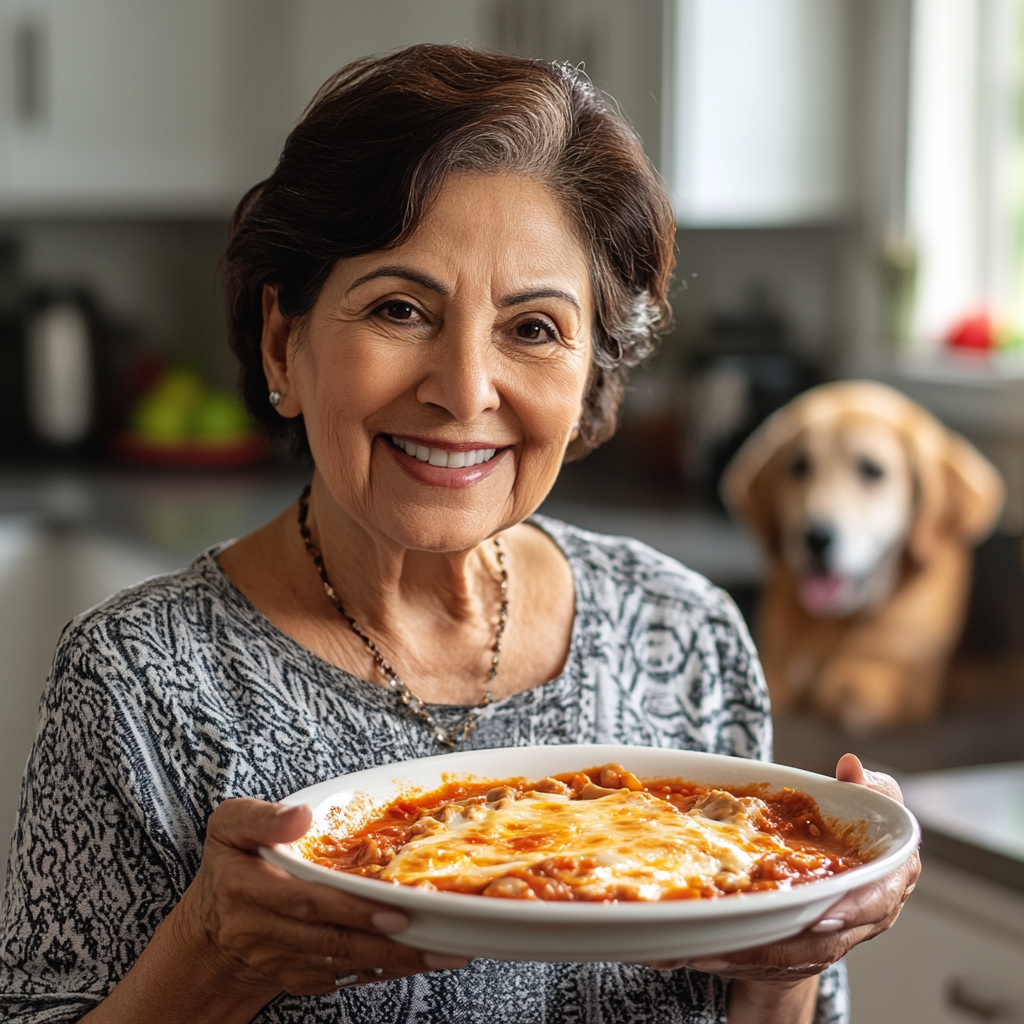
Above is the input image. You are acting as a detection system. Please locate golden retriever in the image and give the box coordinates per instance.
[720,380,1004,732]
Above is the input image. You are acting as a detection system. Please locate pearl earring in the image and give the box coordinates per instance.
[268,391,281,407]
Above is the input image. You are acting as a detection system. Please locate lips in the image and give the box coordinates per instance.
[383,434,510,489]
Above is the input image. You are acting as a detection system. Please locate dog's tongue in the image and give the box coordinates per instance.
[799,574,850,616]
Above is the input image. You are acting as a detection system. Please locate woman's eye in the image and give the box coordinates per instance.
[376,300,417,321]
[514,319,556,343]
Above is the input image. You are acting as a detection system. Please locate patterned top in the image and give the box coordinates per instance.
[0,515,847,1024]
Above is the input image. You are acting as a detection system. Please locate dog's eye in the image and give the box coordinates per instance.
[790,453,811,479]
[857,457,885,481]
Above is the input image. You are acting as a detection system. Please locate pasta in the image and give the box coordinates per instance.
[301,763,870,902]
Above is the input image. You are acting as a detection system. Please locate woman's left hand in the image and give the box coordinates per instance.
[647,753,921,1023]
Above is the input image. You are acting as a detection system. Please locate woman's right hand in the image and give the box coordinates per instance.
[183,798,470,995]
[84,798,470,1024]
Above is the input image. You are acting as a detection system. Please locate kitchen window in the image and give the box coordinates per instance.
[907,0,1024,360]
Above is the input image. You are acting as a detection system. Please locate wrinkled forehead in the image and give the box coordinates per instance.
[794,413,910,467]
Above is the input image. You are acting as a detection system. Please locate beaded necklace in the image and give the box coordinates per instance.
[297,485,508,746]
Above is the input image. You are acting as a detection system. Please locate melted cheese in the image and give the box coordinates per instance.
[378,789,794,899]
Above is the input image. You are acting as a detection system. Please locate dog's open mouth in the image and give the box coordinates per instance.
[798,573,857,617]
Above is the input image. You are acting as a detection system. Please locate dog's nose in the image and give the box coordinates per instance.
[805,525,834,557]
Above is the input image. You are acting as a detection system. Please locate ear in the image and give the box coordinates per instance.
[906,415,1004,564]
[719,400,808,558]
[260,284,303,419]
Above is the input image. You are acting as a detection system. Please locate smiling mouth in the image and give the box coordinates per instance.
[389,435,502,469]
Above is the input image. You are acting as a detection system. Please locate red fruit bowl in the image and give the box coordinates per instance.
[111,431,270,467]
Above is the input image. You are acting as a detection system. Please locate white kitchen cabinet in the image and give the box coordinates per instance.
[0,0,300,215]
[665,0,852,226]
[846,858,1024,1023]
[0,0,670,217]
[0,0,668,217]
[0,0,226,213]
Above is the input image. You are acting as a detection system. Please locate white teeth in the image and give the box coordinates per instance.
[390,436,500,469]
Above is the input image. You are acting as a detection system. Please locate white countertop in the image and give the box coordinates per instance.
[902,762,1024,863]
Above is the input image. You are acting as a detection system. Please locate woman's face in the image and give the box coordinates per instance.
[266,171,594,552]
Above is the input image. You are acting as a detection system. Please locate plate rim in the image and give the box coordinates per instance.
[258,744,920,923]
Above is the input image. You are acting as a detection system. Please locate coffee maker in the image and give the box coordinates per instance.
[0,239,100,461]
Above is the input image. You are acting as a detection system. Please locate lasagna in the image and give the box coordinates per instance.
[301,763,870,902]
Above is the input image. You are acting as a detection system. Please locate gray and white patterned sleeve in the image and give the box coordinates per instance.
[708,584,773,763]
[815,961,850,1024]
[0,624,181,1023]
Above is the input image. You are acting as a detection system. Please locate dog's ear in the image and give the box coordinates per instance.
[720,402,807,558]
[906,412,1004,564]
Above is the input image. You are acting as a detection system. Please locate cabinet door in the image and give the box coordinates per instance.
[846,892,1024,1023]
[0,0,229,213]
[666,0,851,226]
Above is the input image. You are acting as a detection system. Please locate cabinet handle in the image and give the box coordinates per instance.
[14,18,46,124]
[946,977,1013,1021]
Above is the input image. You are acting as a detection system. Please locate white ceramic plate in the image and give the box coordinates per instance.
[260,744,919,963]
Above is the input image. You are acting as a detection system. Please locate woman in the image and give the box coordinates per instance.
[0,46,916,1024]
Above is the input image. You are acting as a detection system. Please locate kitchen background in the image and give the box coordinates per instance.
[1,1,1023,1020]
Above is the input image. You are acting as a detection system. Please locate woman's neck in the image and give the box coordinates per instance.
[216,475,574,705]
[301,473,501,633]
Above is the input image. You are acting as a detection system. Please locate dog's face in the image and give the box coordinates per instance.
[723,382,1004,622]
[776,415,913,616]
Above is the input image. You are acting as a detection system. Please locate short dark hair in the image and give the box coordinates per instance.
[224,44,675,459]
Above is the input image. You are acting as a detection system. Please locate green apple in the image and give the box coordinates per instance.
[132,369,207,442]
[193,391,251,441]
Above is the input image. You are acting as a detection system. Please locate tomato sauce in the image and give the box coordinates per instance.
[300,764,869,901]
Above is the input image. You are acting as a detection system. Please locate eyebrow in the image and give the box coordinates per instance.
[500,289,583,316]
[347,267,583,317]
[347,266,450,296]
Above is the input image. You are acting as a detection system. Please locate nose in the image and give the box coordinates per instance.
[805,525,834,559]
[416,321,500,422]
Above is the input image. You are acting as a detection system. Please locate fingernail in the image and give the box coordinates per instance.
[423,953,472,970]
[371,910,409,934]
[811,917,845,933]
[685,959,731,973]
[275,803,306,816]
